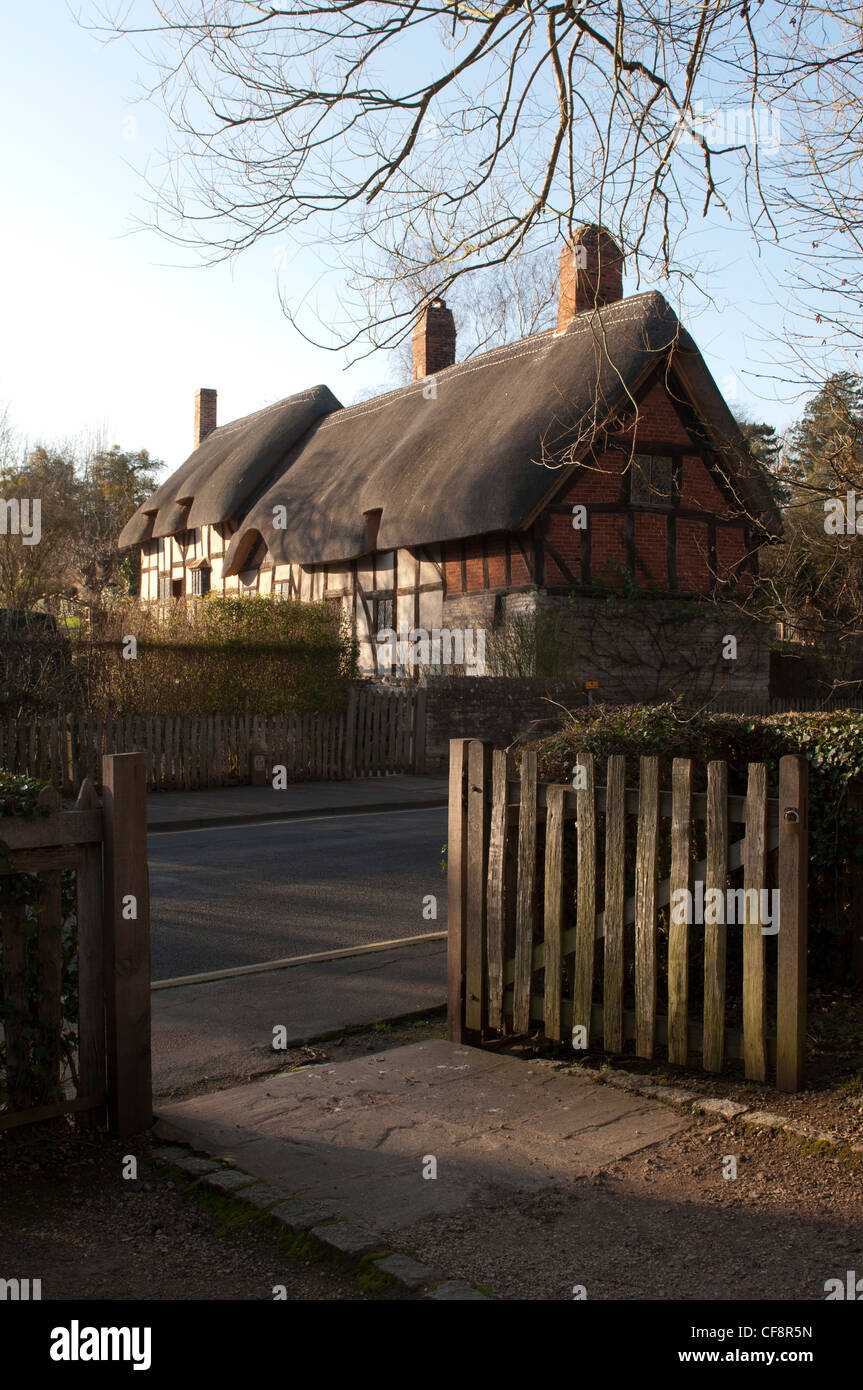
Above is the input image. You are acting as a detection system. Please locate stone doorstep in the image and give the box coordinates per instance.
[587,1064,861,1153]
[145,1144,491,1298]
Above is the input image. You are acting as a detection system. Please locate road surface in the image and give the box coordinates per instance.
[148,805,448,980]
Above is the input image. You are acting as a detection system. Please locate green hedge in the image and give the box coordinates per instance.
[526,702,863,976]
[2,596,359,717]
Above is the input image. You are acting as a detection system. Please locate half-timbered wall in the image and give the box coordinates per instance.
[138,372,763,677]
[440,374,757,602]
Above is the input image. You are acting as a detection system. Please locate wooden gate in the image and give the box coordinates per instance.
[0,753,152,1136]
[447,739,808,1092]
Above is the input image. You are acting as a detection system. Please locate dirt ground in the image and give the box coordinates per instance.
[398,1109,863,1301]
[0,1020,441,1302]
[2,1007,862,1301]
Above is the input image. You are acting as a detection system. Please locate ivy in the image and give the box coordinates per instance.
[0,771,78,1112]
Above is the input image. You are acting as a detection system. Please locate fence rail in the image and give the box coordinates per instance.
[0,686,426,792]
[0,754,151,1136]
[447,739,809,1092]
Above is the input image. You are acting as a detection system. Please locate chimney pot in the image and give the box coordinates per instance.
[194,388,218,449]
[412,299,456,380]
[557,225,624,329]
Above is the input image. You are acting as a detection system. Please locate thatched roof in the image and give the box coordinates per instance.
[119,291,781,564]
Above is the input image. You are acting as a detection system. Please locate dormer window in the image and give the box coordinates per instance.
[189,559,211,596]
[363,508,382,552]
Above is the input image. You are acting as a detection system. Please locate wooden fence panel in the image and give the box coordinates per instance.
[634,756,659,1059]
[446,743,807,1090]
[603,754,626,1054]
[514,750,538,1035]
[777,756,808,1093]
[667,758,692,1067]
[573,751,596,1047]
[543,784,566,1043]
[4,690,421,789]
[486,749,509,1033]
[743,762,768,1082]
[703,760,729,1073]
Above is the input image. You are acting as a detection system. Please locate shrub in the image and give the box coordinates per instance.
[526,701,863,976]
[1,596,359,717]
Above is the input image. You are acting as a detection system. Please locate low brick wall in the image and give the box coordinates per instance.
[424,676,589,765]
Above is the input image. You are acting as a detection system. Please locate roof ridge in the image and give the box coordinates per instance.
[316,290,675,431]
[210,386,334,442]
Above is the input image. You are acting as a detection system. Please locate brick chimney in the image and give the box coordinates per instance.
[556,224,624,329]
[412,298,456,380]
[194,388,218,448]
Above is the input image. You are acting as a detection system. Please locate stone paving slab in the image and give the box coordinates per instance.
[156,1040,689,1235]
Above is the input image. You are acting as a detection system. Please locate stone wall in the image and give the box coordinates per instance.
[424,593,772,764]
[424,676,590,766]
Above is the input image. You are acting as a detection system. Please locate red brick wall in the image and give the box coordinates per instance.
[634,512,667,587]
[442,374,756,597]
[444,543,462,594]
[591,515,627,582]
[717,526,752,588]
[623,379,693,449]
[682,455,729,513]
[546,514,582,584]
[677,519,711,590]
[487,546,506,589]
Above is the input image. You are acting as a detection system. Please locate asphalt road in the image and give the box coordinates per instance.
[147,805,448,981]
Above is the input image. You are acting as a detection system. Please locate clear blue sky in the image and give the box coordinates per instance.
[0,2,816,480]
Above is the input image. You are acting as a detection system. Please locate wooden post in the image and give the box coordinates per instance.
[667,757,692,1067]
[543,784,566,1043]
[743,762,768,1083]
[703,760,728,1073]
[634,756,659,1059]
[465,740,493,1035]
[446,739,470,1042]
[603,755,626,1054]
[487,749,510,1033]
[777,755,808,1093]
[102,752,152,1137]
[514,750,538,1036]
[573,750,596,1047]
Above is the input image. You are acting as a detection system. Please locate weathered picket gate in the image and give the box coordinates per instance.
[0,753,151,1135]
[447,739,808,1092]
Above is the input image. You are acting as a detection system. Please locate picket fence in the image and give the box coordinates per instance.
[447,739,809,1091]
[0,686,426,792]
[0,754,151,1135]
